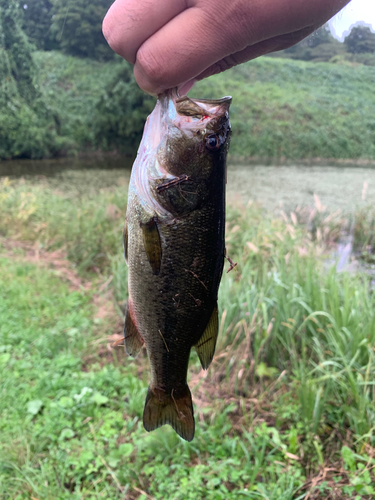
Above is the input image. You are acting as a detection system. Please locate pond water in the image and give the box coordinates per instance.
[2,157,375,214]
[227,164,375,213]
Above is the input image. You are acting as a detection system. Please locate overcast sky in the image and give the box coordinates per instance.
[329,0,375,40]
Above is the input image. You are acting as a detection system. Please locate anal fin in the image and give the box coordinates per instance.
[143,384,195,442]
[124,301,144,357]
[194,304,219,370]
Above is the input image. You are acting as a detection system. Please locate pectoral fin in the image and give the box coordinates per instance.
[123,220,128,264]
[140,218,162,275]
[124,301,144,357]
[194,305,219,370]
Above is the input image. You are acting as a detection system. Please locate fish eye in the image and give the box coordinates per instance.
[205,134,220,151]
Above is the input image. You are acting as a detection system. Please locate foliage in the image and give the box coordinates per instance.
[33,51,375,161]
[2,41,375,161]
[50,0,113,59]
[344,25,375,54]
[19,0,115,56]
[3,3,375,160]
[0,0,38,102]
[282,39,346,63]
[1,175,375,497]
[346,52,375,66]
[32,52,155,156]
[93,63,156,154]
[19,0,57,50]
[18,0,146,60]
[270,24,375,66]
[0,0,66,159]
[305,23,335,48]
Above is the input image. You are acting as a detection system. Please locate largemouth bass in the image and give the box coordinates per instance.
[124,88,231,441]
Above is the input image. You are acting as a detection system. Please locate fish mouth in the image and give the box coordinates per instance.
[175,94,232,108]
[177,95,232,104]
[161,87,231,105]
[159,88,231,120]
[176,94,232,118]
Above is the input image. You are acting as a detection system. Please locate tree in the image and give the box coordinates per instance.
[0,0,65,159]
[275,23,343,62]
[93,63,155,154]
[0,0,39,102]
[50,0,113,59]
[282,24,341,61]
[344,25,375,54]
[306,23,335,48]
[19,0,57,51]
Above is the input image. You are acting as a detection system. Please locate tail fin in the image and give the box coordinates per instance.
[143,385,195,441]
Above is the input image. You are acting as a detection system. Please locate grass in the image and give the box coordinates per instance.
[33,51,375,161]
[0,174,128,274]
[193,57,375,160]
[1,173,375,498]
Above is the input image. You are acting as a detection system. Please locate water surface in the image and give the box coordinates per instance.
[2,158,375,213]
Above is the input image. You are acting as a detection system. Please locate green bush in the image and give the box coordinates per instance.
[93,63,155,154]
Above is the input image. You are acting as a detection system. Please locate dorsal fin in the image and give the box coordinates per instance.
[123,219,128,264]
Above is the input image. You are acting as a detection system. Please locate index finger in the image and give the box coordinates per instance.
[102,0,186,63]
[133,0,347,94]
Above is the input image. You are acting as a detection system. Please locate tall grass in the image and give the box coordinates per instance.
[218,204,375,441]
[0,175,127,273]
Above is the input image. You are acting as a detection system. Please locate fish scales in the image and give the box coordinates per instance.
[129,197,224,385]
[124,88,231,441]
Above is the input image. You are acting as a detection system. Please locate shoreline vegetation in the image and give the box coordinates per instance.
[1,173,375,498]
[4,150,375,181]
[4,151,375,168]
[1,50,375,162]
[34,52,375,161]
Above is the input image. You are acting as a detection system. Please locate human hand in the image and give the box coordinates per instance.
[103,0,350,95]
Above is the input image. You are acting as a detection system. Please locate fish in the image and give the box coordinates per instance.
[123,88,231,441]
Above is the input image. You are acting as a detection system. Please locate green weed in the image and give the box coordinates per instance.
[0,175,127,273]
